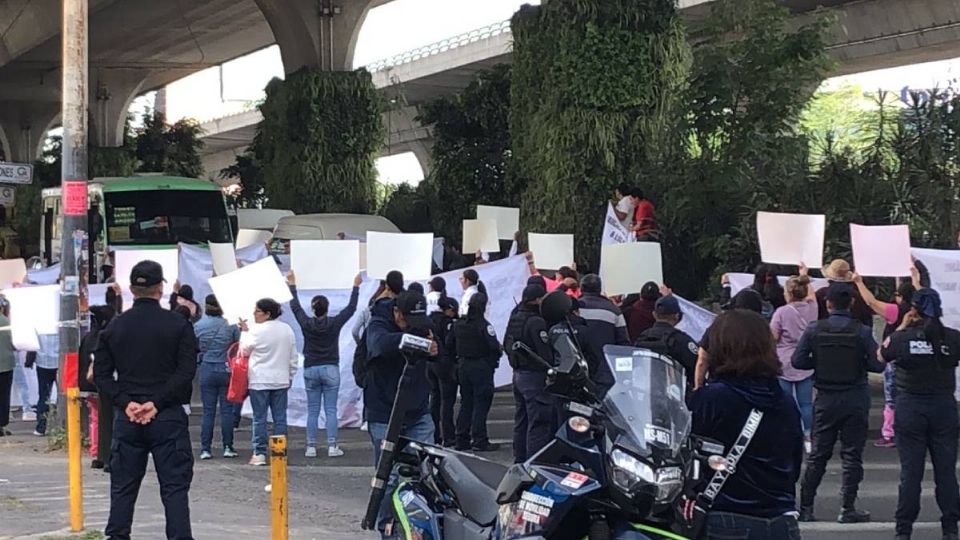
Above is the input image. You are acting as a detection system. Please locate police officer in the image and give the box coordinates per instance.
[881,288,960,540]
[427,296,459,447]
[792,282,883,524]
[503,284,552,463]
[447,292,501,451]
[541,291,615,398]
[94,261,198,540]
[634,295,698,393]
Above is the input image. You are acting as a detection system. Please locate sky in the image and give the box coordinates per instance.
[154,0,957,188]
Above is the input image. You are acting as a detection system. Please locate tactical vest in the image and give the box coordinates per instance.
[895,329,959,395]
[454,319,488,361]
[504,307,537,369]
[812,319,865,388]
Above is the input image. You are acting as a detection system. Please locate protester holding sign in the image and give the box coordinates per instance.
[816,259,873,326]
[194,295,241,461]
[770,274,817,453]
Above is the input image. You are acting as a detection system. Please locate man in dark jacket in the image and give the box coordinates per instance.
[578,274,630,348]
[365,290,437,465]
[427,296,458,447]
[624,281,660,341]
[94,261,198,540]
[288,271,361,458]
[793,283,883,524]
[635,295,698,390]
[503,284,552,462]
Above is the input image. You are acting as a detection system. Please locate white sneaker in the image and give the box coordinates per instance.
[223,447,239,458]
[21,411,36,422]
[305,446,317,458]
[360,421,368,432]
[32,430,44,437]
[328,446,344,458]
[200,450,212,460]
[249,454,267,466]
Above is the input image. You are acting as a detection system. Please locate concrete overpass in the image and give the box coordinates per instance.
[197,0,960,179]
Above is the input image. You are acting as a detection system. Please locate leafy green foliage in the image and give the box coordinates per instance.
[379,182,433,232]
[134,112,204,177]
[219,150,266,208]
[252,69,384,214]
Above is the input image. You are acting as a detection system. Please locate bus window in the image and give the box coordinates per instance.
[105,190,231,246]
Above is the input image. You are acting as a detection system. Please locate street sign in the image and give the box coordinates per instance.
[0,162,33,184]
[0,186,15,206]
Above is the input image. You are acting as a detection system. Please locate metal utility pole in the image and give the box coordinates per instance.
[61,0,89,531]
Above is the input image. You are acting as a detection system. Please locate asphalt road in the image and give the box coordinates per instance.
[0,381,952,539]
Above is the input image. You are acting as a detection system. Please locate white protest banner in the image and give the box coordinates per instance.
[366,232,434,280]
[4,285,59,351]
[210,243,238,275]
[236,228,272,249]
[462,219,500,253]
[209,257,292,325]
[602,202,635,247]
[476,205,520,240]
[600,242,663,296]
[178,242,269,311]
[0,259,26,288]
[291,240,359,290]
[675,296,715,343]
[26,263,60,285]
[114,249,179,295]
[528,233,574,270]
[728,273,829,295]
[851,224,912,277]
[757,211,825,268]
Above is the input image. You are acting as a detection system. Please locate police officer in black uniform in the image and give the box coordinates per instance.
[503,284,551,463]
[634,295,699,396]
[881,288,960,540]
[447,292,502,452]
[792,282,882,524]
[94,261,198,540]
[541,291,615,399]
[427,296,459,447]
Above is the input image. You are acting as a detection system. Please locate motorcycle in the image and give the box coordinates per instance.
[363,328,723,540]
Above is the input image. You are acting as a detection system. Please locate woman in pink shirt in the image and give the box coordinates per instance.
[770,274,818,452]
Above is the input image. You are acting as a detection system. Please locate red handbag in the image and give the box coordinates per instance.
[226,342,249,404]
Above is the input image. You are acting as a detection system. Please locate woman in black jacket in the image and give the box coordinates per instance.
[81,305,116,470]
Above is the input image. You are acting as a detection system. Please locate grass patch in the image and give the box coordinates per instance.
[40,531,105,540]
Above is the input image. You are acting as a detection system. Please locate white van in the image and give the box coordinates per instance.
[237,208,294,231]
[270,213,400,255]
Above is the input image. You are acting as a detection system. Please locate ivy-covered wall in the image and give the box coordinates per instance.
[510,0,691,270]
[253,69,384,214]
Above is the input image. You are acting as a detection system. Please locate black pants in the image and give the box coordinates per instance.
[512,370,554,463]
[800,387,869,509]
[0,370,12,428]
[427,361,458,445]
[456,361,495,446]
[895,392,960,536]
[106,405,194,540]
[35,367,57,434]
[97,391,114,465]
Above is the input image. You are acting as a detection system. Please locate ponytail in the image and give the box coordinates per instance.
[477,280,487,296]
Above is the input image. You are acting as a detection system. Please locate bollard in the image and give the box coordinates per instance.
[66,387,83,532]
[269,435,288,540]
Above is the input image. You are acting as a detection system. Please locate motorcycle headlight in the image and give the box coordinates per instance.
[655,467,683,503]
[611,448,655,490]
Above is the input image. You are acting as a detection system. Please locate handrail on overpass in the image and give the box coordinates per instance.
[364,19,511,73]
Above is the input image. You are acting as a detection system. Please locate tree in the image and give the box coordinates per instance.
[379,183,433,233]
[134,111,204,177]
[219,150,266,208]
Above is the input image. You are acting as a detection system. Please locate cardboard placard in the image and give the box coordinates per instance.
[757,211,825,268]
[462,219,500,253]
[291,240,359,290]
[528,233,574,270]
[208,257,293,325]
[850,224,912,277]
[600,242,664,296]
[114,249,179,295]
[3,285,60,351]
[476,205,520,240]
[210,243,238,276]
[0,258,27,288]
[366,232,434,280]
[236,229,273,249]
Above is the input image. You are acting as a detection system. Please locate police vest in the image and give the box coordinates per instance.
[454,320,489,361]
[895,329,959,395]
[504,307,538,370]
[635,326,681,365]
[812,320,865,388]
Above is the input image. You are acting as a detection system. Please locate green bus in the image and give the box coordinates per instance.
[41,175,233,282]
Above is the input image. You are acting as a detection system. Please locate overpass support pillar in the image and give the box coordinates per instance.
[0,102,58,162]
[89,69,148,147]
[254,0,378,73]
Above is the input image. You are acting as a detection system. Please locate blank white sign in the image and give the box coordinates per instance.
[528,233,574,271]
[0,259,26,288]
[462,219,500,253]
[236,229,273,249]
[210,243,238,276]
[208,257,293,325]
[291,240,359,290]
[476,205,520,240]
[3,285,60,351]
[757,211,825,268]
[851,224,912,277]
[600,242,663,296]
[366,232,434,280]
[114,249,179,296]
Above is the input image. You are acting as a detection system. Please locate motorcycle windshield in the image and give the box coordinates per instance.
[602,345,691,457]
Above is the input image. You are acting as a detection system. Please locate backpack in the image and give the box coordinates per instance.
[352,327,370,389]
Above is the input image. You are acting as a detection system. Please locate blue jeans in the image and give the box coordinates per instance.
[13,354,31,411]
[303,364,340,447]
[249,388,288,456]
[779,377,813,435]
[199,362,234,452]
[707,512,800,540]
[368,412,435,537]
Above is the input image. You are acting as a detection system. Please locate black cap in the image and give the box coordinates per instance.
[527,275,547,289]
[641,281,661,301]
[826,282,854,303]
[396,291,432,330]
[522,284,546,303]
[654,295,682,316]
[541,291,573,325]
[437,296,459,313]
[130,260,165,287]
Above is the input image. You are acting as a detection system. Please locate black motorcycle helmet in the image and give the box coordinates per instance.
[541,291,573,326]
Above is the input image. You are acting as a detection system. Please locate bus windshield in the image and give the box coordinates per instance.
[105,190,231,246]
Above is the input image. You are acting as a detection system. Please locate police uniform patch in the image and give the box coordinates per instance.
[487,325,496,337]
[539,330,549,343]
[687,341,699,355]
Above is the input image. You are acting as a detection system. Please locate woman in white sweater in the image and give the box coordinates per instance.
[239,298,298,466]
